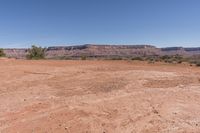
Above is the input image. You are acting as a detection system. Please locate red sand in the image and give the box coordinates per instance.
[0,59,200,133]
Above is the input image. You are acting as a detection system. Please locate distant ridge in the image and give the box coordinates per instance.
[2,44,200,59]
[47,44,156,50]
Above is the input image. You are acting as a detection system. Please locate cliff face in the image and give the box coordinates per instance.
[45,44,200,58]
[3,44,200,59]
[160,47,200,56]
[45,44,159,58]
[4,49,28,59]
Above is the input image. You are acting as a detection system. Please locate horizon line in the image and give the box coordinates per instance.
[1,44,200,49]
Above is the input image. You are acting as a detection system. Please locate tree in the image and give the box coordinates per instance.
[27,45,45,59]
[0,49,5,57]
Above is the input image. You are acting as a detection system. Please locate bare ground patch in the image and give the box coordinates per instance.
[1,60,200,133]
[144,76,200,88]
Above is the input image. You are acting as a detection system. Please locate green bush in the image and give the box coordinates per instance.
[0,49,5,57]
[27,45,45,59]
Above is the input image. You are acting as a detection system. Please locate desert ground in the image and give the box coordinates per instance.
[0,59,200,133]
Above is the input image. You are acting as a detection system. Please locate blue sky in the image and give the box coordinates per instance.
[0,0,200,48]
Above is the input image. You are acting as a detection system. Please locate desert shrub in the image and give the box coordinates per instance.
[81,56,87,60]
[27,45,45,59]
[131,57,143,61]
[148,60,155,64]
[60,56,71,60]
[189,60,198,65]
[173,55,183,63]
[187,55,200,66]
[160,55,171,60]
[160,55,183,64]
[196,63,200,67]
[195,61,200,67]
[110,57,123,60]
[0,49,5,57]
[177,60,182,64]
[174,54,183,60]
[51,56,72,60]
[164,59,173,63]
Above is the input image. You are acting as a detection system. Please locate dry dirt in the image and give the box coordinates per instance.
[0,59,200,133]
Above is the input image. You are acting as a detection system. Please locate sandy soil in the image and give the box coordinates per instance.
[0,59,200,133]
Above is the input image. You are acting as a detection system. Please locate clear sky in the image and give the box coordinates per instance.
[0,0,200,48]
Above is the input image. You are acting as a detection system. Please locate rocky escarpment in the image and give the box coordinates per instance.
[45,44,159,59]
[4,49,28,59]
[3,44,200,59]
